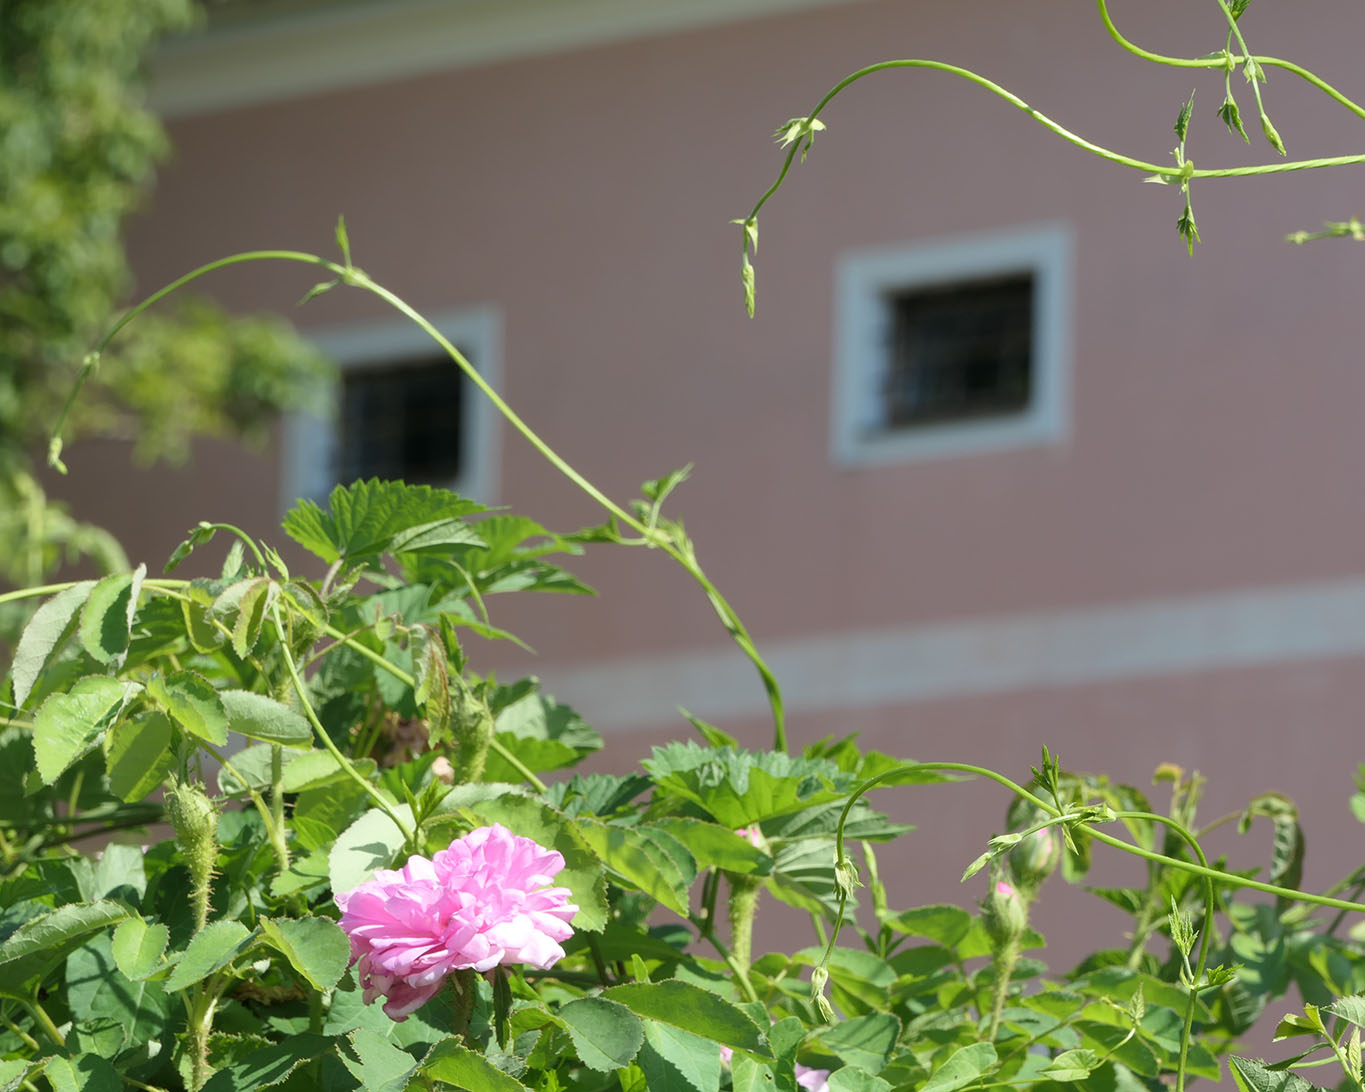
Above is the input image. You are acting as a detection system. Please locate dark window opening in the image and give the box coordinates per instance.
[335,355,464,486]
[881,273,1033,430]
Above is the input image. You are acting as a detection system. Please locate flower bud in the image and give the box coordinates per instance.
[1009,827,1058,887]
[165,777,219,932]
[983,880,1028,947]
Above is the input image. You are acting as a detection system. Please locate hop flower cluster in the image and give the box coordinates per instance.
[336,824,578,1019]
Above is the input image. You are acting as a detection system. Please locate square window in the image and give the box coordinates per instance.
[832,225,1071,466]
[282,307,500,509]
[336,355,466,486]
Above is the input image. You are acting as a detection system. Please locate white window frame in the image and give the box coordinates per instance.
[831,223,1073,466]
[280,305,501,510]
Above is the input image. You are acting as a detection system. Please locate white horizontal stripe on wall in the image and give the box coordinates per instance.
[521,577,1365,731]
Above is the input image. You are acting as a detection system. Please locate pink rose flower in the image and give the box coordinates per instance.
[736,825,764,849]
[336,824,578,1019]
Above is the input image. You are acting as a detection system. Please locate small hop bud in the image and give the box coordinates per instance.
[1260,111,1286,155]
[811,965,835,1023]
[834,855,861,899]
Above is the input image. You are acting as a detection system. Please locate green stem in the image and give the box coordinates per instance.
[2,1012,40,1052]
[27,997,65,1049]
[200,522,268,572]
[269,602,417,851]
[270,744,288,870]
[987,937,1020,1041]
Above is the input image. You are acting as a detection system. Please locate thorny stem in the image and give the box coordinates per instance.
[200,740,290,872]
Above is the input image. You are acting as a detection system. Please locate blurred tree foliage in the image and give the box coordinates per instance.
[0,0,331,586]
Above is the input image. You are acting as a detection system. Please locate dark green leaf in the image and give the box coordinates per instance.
[259,916,350,991]
[650,818,770,875]
[163,920,254,992]
[65,933,169,1054]
[639,1019,722,1092]
[201,1034,332,1092]
[559,997,645,1071]
[422,1039,531,1091]
[574,818,694,916]
[1229,1057,1317,1092]
[1174,90,1195,143]
[0,900,128,974]
[41,1055,120,1092]
[602,981,771,1060]
[10,581,93,709]
[342,1028,420,1092]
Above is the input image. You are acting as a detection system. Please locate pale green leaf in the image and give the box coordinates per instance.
[111,917,169,981]
[221,689,312,748]
[104,710,175,802]
[10,581,93,709]
[259,917,350,991]
[163,921,254,992]
[559,997,645,1071]
[920,1043,998,1092]
[602,981,771,1060]
[32,676,133,784]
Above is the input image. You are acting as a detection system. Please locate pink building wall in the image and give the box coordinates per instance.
[53,0,1365,957]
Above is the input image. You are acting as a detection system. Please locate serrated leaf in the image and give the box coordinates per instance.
[163,921,254,992]
[1174,90,1195,143]
[0,901,129,968]
[200,1034,332,1092]
[343,1028,419,1092]
[259,917,350,991]
[639,1020,722,1092]
[10,581,94,709]
[413,626,452,746]
[282,479,485,566]
[147,670,229,746]
[920,1042,998,1092]
[559,997,645,1071]
[42,1055,120,1092]
[78,564,145,666]
[422,1038,532,1091]
[574,818,694,916]
[221,689,312,748]
[1229,1056,1317,1092]
[1327,995,1365,1029]
[111,917,169,981]
[104,709,176,802]
[649,818,770,875]
[815,1012,900,1073]
[484,685,601,779]
[602,981,771,1059]
[32,676,133,784]
[231,578,275,659]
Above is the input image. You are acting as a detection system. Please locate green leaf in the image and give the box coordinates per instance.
[65,933,169,1055]
[111,917,169,981]
[1174,89,1195,143]
[422,1039,532,1091]
[0,1060,33,1091]
[882,905,972,947]
[342,1028,420,1092]
[815,1013,900,1074]
[78,565,144,665]
[644,742,853,827]
[650,818,770,875]
[413,626,452,745]
[574,818,695,916]
[218,744,375,796]
[335,213,352,266]
[485,685,602,779]
[826,1068,892,1092]
[259,917,350,991]
[10,581,93,709]
[41,1055,121,1092]
[920,1043,998,1092]
[330,805,413,895]
[163,921,254,992]
[200,1034,332,1092]
[1229,1056,1317,1092]
[146,669,229,745]
[221,689,312,748]
[602,981,771,1059]
[639,1019,723,1092]
[559,997,645,1071]
[104,709,176,802]
[1327,995,1365,1029]
[231,578,274,659]
[282,479,485,565]
[32,676,134,783]
[1038,1048,1099,1081]
[0,900,129,983]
